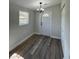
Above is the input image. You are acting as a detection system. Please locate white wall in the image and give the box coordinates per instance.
[9,3,35,51]
[35,4,61,39]
[61,0,70,59]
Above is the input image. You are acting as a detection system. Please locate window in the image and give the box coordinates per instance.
[19,11,29,26]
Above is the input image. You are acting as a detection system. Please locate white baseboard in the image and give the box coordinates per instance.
[34,32,61,39]
[34,32,41,35]
[51,36,61,39]
[9,33,34,52]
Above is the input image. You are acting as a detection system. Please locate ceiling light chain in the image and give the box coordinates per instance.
[37,2,44,13]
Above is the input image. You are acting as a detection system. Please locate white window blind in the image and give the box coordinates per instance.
[19,11,29,26]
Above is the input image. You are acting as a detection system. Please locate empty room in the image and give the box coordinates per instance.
[9,0,70,59]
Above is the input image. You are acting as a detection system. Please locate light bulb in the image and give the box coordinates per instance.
[40,8,44,11]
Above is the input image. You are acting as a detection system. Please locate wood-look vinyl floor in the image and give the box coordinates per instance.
[10,34,63,59]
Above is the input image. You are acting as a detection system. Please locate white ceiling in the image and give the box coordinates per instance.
[10,0,61,10]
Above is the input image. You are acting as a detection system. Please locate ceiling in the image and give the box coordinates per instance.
[10,0,61,10]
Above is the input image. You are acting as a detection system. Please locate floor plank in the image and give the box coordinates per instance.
[9,34,63,59]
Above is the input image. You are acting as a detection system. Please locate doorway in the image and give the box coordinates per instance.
[40,13,51,37]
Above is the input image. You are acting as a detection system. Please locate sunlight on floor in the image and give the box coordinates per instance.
[10,53,24,59]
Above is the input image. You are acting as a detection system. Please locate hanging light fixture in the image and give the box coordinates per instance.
[36,2,44,13]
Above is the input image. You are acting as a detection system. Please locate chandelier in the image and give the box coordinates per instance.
[36,2,44,13]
